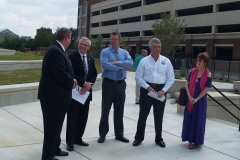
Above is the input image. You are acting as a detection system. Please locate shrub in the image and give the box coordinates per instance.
[179,66,187,77]
[175,74,181,79]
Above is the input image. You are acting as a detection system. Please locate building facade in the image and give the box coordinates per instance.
[77,0,240,60]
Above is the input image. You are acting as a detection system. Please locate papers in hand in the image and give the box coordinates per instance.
[72,85,90,104]
[147,91,166,102]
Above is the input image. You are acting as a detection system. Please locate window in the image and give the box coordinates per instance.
[83,1,88,14]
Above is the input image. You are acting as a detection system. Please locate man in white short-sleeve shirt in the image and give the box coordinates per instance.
[133,38,175,148]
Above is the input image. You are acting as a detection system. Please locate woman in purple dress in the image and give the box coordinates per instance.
[181,52,212,149]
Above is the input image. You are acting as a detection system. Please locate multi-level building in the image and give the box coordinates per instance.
[77,0,240,60]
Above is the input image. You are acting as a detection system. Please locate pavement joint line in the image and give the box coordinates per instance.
[60,143,91,160]
[0,142,43,148]
[1,107,44,134]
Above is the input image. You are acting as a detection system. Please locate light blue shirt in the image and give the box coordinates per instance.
[101,46,133,80]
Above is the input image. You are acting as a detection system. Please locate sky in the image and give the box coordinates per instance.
[0,0,78,38]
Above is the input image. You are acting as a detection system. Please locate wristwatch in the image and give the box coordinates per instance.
[194,99,198,102]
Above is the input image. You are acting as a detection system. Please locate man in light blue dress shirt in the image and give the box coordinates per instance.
[98,31,133,143]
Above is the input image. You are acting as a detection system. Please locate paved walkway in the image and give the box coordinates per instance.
[0,72,239,160]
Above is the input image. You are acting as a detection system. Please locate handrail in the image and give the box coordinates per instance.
[212,85,240,111]
[208,84,240,131]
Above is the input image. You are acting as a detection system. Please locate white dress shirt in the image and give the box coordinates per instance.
[135,54,175,93]
[79,52,88,73]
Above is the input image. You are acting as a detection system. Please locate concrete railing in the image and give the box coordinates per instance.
[233,81,240,93]
[0,49,16,55]
[176,92,240,124]
[0,76,103,107]
[0,60,42,71]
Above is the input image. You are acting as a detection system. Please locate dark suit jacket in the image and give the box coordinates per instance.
[38,41,74,106]
[68,51,97,101]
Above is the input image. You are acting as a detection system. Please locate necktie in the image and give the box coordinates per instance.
[115,50,122,79]
[82,56,87,79]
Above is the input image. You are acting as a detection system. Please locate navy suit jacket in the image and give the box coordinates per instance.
[38,41,74,106]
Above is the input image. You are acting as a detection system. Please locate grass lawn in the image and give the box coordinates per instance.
[0,58,103,85]
[0,68,42,85]
[0,53,134,85]
[0,51,44,60]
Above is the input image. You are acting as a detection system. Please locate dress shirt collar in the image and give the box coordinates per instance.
[110,46,119,53]
[78,51,87,58]
[150,53,161,61]
[56,40,65,51]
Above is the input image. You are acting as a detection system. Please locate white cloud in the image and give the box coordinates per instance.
[0,0,78,37]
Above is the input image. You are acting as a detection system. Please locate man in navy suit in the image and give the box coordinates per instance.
[66,37,97,151]
[38,27,77,160]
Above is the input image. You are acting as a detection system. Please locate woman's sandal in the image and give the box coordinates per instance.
[188,143,194,149]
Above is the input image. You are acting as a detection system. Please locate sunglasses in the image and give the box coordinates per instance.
[196,59,203,62]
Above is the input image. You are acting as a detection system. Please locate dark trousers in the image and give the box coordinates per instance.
[99,79,126,137]
[134,84,166,143]
[66,99,90,145]
[40,100,67,159]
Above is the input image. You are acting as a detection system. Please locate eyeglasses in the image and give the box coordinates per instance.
[196,59,203,62]
[110,39,119,41]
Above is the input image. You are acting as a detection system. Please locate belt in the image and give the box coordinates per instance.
[147,82,164,87]
[104,78,125,83]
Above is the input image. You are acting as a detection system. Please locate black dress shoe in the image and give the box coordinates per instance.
[55,150,69,156]
[135,102,139,104]
[67,145,74,151]
[75,140,89,146]
[133,140,141,146]
[98,136,105,143]
[156,141,166,148]
[115,136,129,143]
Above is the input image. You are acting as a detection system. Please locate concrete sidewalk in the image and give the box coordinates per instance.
[0,72,239,160]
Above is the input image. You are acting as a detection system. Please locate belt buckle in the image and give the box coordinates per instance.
[152,83,156,86]
[114,80,117,83]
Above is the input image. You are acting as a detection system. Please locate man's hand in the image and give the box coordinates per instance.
[157,90,165,98]
[147,86,156,93]
[84,82,93,91]
[110,61,118,65]
[72,79,77,89]
[79,87,87,95]
[119,66,124,70]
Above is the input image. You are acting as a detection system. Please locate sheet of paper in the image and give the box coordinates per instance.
[72,86,90,105]
[147,91,165,102]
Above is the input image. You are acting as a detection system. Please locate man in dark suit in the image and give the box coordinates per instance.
[38,28,77,160]
[66,37,97,151]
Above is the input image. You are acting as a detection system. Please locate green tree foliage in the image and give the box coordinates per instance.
[95,34,104,56]
[19,44,26,52]
[35,27,54,47]
[152,13,186,58]
[68,27,78,49]
[121,36,131,53]
[2,36,24,50]
[88,35,95,55]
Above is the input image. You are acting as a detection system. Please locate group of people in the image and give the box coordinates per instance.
[38,27,212,160]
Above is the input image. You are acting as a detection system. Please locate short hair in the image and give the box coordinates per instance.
[197,52,210,67]
[149,38,162,47]
[141,49,147,54]
[79,36,91,46]
[56,28,72,41]
[110,32,122,40]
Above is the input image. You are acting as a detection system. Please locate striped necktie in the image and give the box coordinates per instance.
[82,55,87,79]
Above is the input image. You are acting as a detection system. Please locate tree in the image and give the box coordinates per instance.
[121,36,131,53]
[94,35,104,58]
[35,27,54,48]
[68,27,77,50]
[19,44,26,52]
[88,35,95,55]
[152,13,186,58]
